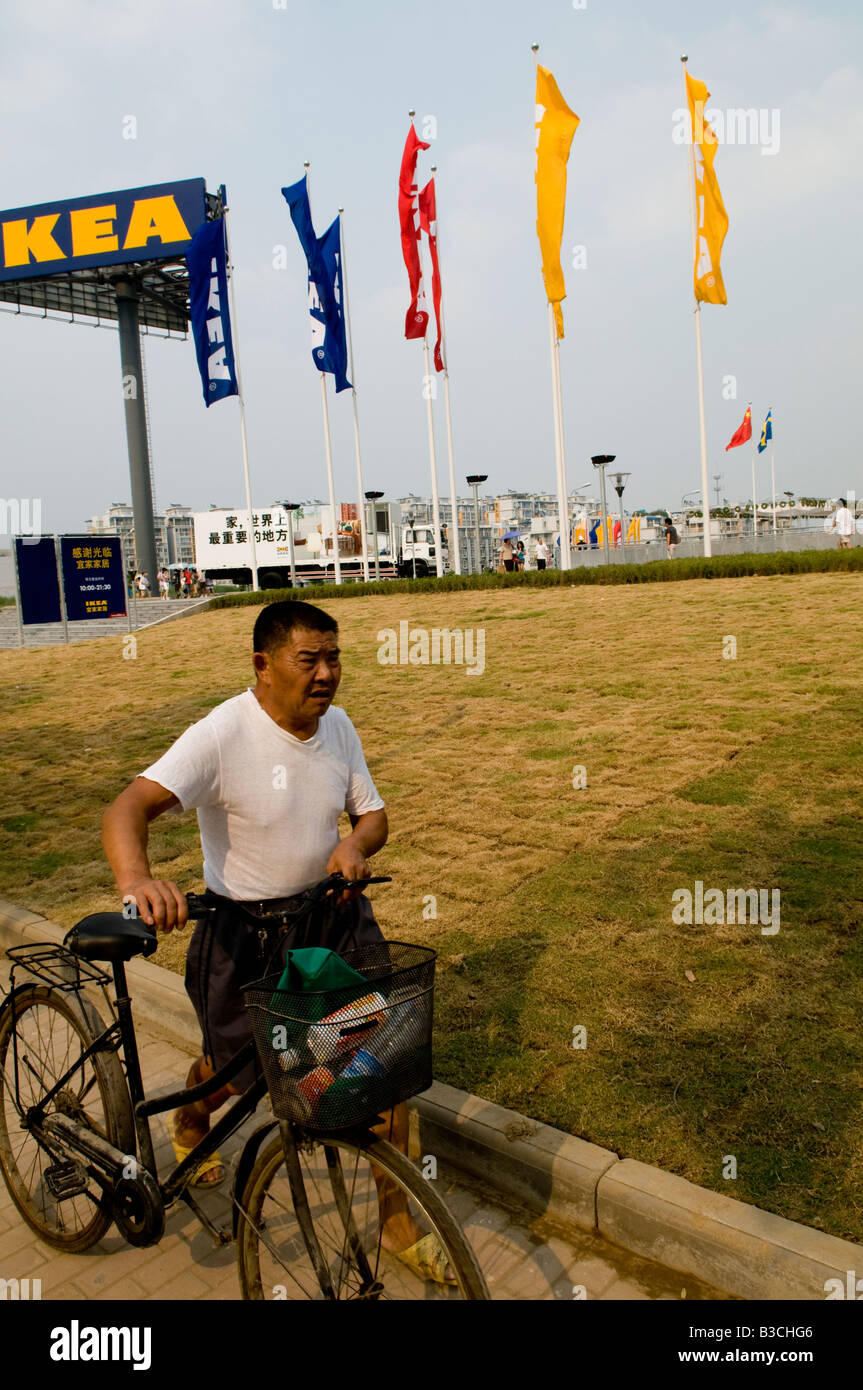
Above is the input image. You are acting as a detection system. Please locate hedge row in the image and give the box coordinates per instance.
[207,546,863,610]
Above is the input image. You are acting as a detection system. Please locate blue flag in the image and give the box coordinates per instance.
[282,176,351,393]
[187,217,239,406]
[757,408,773,453]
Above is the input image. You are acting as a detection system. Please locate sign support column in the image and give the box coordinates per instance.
[114,278,159,592]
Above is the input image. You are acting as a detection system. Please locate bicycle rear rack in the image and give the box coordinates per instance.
[6,942,111,992]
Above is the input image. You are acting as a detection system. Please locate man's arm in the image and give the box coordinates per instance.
[102,777,189,931]
[327,808,388,889]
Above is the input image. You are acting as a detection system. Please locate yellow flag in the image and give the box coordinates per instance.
[535,65,580,338]
[685,70,728,305]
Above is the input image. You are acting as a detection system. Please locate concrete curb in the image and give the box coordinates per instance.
[2,898,860,1300]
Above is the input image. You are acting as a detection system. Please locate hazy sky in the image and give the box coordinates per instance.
[0,0,860,533]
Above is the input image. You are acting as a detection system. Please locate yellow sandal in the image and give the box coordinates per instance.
[392,1232,458,1286]
[170,1122,226,1188]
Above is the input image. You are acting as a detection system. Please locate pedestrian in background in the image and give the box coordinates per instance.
[535,539,549,571]
[664,517,679,558]
[499,538,515,572]
[831,498,855,549]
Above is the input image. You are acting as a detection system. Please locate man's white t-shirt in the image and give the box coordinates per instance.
[834,507,854,536]
[138,689,384,901]
[535,543,549,561]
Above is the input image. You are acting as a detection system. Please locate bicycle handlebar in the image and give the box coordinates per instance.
[184,872,392,921]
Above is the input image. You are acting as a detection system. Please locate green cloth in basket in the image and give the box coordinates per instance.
[269,947,369,1022]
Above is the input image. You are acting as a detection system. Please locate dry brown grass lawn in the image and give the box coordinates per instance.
[1,573,861,1239]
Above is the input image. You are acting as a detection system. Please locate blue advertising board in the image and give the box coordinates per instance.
[15,537,61,625]
[0,179,207,283]
[60,537,127,620]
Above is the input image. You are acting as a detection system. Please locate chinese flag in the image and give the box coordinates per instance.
[725,407,752,451]
[399,125,430,340]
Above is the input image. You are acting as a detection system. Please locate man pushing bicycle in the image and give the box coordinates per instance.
[102,598,454,1284]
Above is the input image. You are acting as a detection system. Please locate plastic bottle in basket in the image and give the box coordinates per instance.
[366,994,427,1072]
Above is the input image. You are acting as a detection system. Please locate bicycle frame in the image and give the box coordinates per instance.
[7,951,269,1214]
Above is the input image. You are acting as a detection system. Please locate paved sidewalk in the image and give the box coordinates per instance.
[0,959,726,1300]
[0,597,210,649]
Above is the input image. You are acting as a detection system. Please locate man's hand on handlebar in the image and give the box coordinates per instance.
[325,842,371,906]
[121,877,188,932]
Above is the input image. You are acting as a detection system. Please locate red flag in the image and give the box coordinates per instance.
[418,178,444,373]
[399,126,430,340]
[725,406,752,451]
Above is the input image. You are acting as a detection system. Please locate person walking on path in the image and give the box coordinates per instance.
[137,571,151,599]
[534,539,550,571]
[664,517,679,558]
[514,540,526,571]
[158,568,170,600]
[831,498,855,549]
[101,599,456,1285]
[499,538,515,572]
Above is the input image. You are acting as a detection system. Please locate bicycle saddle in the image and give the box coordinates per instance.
[64,913,158,963]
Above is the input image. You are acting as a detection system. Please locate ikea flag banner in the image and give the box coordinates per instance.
[187,217,238,406]
[0,179,207,282]
[282,176,351,393]
[684,71,729,306]
[14,538,61,626]
[59,536,126,620]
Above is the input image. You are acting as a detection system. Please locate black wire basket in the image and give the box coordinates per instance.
[242,942,436,1131]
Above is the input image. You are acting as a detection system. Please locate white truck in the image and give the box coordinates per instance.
[192,505,449,588]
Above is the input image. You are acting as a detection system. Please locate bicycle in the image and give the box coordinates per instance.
[0,874,489,1300]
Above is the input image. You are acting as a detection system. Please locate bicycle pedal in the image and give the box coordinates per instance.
[45,1160,89,1199]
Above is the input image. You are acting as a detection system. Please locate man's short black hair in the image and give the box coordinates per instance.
[839,498,847,507]
[253,600,338,656]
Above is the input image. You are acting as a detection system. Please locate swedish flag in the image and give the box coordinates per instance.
[758,409,773,453]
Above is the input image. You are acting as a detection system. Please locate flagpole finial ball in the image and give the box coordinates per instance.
[531,43,539,52]
[431,164,437,172]
[338,206,344,213]
[409,108,416,117]
[303,161,310,169]
[680,53,688,63]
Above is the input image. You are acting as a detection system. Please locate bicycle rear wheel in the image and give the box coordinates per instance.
[0,985,134,1251]
[237,1128,488,1300]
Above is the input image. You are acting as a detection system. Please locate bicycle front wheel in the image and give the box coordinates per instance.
[0,985,133,1251]
[237,1129,488,1300]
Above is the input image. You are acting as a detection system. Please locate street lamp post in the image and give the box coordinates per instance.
[591,456,616,564]
[280,501,300,588]
[365,490,383,581]
[406,511,417,578]
[610,471,631,551]
[466,474,487,574]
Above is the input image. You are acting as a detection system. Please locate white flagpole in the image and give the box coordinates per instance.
[770,413,777,534]
[750,424,757,539]
[533,44,571,572]
[681,55,713,558]
[304,163,342,586]
[429,163,461,575]
[410,110,444,579]
[338,207,370,581]
[222,198,260,591]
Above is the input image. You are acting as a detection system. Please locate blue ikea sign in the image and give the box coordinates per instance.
[0,178,207,282]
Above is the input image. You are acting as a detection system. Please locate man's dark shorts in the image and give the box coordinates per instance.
[185,889,385,1090]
